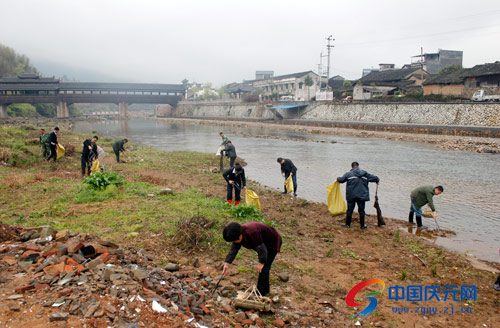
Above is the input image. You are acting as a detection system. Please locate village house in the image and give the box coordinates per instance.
[423,61,500,98]
[353,65,429,100]
[252,71,321,101]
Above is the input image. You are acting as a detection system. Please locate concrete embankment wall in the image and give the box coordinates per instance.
[174,101,500,137]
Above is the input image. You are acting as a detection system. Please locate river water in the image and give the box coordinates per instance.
[75,119,500,262]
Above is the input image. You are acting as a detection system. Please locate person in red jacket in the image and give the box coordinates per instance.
[222,221,282,296]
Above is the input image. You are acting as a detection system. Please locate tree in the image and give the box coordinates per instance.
[343,80,353,88]
[35,103,56,117]
[217,85,226,99]
[7,104,37,117]
[0,43,38,77]
[439,64,463,75]
[304,75,314,100]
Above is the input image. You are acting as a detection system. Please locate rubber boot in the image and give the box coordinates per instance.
[408,212,415,224]
[234,201,240,206]
[416,215,423,227]
[227,200,232,204]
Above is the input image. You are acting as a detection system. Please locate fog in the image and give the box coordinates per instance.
[1,0,499,84]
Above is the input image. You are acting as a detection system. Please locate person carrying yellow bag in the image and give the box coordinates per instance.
[277,157,297,197]
[337,162,379,229]
[245,189,261,210]
[327,180,347,216]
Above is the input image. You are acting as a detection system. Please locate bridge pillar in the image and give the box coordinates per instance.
[0,105,8,118]
[56,102,69,118]
[118,102,128,117]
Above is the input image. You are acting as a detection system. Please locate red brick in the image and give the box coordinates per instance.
[63,265,75,273]
[235,326,243,328]
[20,250,40,259]
[200,304,210,314]
[25,244,41,251]
[273,319,285,328]
[34,283,49,290]
[101,252,110,263]
[0,246,11,253]
[43,262,65,275]
[2,256,17,265]
[255,318,265,327]
[70,242,84,253]
[42,250,57,258]
[58,288,73,296]
[14,285,35,293]
[142,287,158,297]
[241,319,253,325]
[66,257,79,267]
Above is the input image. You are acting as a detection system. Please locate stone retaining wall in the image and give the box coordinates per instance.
[175,101,500,127]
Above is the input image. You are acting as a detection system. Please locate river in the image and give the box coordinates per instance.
[75,118,500,262]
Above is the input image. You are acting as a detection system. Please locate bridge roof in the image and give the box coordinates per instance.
[0,75,185,93]
[59,82,186,93]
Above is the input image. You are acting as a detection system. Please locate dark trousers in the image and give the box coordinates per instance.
[283,173,297,193]
[114,150,120,163]
[81,156,91,176]
[346,199,366,227]
[226,183,241,201]
[47,145,57,162]
[257,237,282,296]
[229,156,236,168]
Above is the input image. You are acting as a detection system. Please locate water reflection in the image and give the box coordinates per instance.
[74,119,500,262]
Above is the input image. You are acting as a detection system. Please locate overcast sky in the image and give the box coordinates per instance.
[1,0,499,85]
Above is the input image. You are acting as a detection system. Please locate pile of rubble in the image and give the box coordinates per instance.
[0,224,293,327]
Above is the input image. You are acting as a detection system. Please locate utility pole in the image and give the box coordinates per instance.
[326,35,335,89]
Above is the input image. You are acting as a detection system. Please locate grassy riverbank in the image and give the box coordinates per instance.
[1,125,499,327]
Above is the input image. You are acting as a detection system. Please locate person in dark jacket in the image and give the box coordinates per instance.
[337,162,379,229]
[222,164,246,205]
[112,139,128,163]
[277,157,297,197]
[409,185,443,229]
[81,136,98,177]
[222,221,282,296]
[46,127,60,162]
[223,140,237,168]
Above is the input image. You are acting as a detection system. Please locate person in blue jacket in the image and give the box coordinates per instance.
[337,162,379,229]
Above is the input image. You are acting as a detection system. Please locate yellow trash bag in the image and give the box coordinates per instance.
[90,159,101,175]
[246,189,261,210]
[284,175,294,193]
[56,144,65,159]
[327,180,347,216]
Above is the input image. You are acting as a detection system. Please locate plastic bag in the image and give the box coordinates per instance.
[56,144,65,159]
[327,180,347,216]
[91,159,101,174]
[284,175,294,193]
[216,146,223,156]
[422,210,438,218]
[246,189,261,210]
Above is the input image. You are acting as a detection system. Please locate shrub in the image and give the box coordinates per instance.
[83,171,124,190]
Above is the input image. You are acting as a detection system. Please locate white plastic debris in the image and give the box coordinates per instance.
[52,302,65,307]
[355,321,361,326]
[152,300,167,313]
[137,295,145,302]
[171,301,178,311]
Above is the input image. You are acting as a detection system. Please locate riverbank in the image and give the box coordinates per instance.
[0,126,498,327]
[153,117,500,153]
